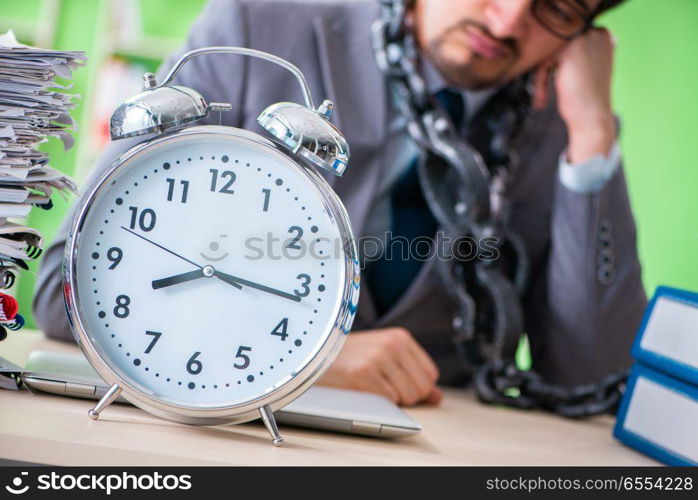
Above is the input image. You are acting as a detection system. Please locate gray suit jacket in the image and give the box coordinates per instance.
[33,0,647,387]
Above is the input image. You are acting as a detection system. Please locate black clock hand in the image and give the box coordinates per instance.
[152,268,243,290]
[121,226,242,291]
[121,226,202,268]
[152,269,205,290]
[122,226,294,300]
[215,271,301,302]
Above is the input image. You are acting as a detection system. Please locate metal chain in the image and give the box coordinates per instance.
[371,0,627,417]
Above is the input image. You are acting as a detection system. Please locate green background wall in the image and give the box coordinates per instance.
[604,1,698,296]
[0,0,696,328]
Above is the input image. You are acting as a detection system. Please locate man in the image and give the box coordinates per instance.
[34,0,646,407]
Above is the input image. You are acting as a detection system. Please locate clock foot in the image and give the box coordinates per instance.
[88,383,122,420]
[259,405,284,446]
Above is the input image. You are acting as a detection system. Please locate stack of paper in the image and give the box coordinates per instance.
[0,30,84,336]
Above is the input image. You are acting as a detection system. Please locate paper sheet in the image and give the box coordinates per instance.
[0,30,85,319]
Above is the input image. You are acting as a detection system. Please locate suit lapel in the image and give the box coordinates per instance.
[313,10,389,326]
[311,13,388,152]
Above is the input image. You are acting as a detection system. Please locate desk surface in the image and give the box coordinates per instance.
[0,330,656,466]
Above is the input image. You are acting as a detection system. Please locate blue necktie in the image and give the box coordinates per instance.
[367,89,465,315]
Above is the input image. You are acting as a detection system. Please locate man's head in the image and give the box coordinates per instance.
[412,0,626,89]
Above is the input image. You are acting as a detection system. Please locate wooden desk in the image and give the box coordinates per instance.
[0,330,656,466]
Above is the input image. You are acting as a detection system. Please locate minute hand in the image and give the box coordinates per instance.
[215,271,301,302]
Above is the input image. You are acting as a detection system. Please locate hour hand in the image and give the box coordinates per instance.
[152,269,205,290]
[152,267,242,290]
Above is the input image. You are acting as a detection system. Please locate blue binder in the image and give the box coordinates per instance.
[631,286,698,386]
[614,365,697,466]
[614,286,698,466]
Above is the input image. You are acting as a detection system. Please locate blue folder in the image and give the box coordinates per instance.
[614,364,697,466]
[630,286,698,386]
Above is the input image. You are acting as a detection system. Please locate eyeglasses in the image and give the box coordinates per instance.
[531,0,600,40]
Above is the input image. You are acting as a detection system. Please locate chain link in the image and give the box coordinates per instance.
[371,0,627,417]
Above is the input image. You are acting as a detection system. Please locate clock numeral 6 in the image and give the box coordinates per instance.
[166,178,189,203]
[107,247,123,270]
[113,295,130,318]
[294,274,311,298]
[209,168,236,194]
[187,351,203,375]
[234,345,251,369]
[271,318,289,341]
[128,206,157,232]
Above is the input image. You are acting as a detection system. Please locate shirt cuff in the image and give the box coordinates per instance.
[558,141,621,194]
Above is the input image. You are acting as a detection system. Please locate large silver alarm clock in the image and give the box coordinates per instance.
[63,47,359,445]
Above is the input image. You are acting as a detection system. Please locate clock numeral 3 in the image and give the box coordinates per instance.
[234,346,251,369]
[107,247,123,269]
[294,274,311,298]
[209,169,236,194]
[144,330,162,354]
[271,318,289,341]
[187,351,203,375]
[128,206,157,232]
[113,295,130,318]
[286,226,303,250]
[166,178,189,203]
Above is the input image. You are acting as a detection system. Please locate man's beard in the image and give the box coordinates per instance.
[425,20,519,90]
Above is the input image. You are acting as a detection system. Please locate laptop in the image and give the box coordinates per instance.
[21,350,421,439]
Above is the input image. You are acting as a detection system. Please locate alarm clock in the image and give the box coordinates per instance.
[63,47,360,445]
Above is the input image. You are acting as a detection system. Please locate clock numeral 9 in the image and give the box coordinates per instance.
[113,295,130,318]
[166,178,189,203]
[234,346,251,369]
[271,318,289,341]
[294,274,311,298]
[209,169,236,194]
[107,247,122,269]
[128,206,157,232]
[286,226,303,250]
[187,351,203,375]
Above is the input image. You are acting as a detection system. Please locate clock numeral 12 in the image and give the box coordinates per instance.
[209,169,236,194]
[166,178,189,203]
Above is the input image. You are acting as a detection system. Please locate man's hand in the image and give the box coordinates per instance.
[533,27,617,164]
[318,327,443,406]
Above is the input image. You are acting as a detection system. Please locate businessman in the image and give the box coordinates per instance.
[35,0,646,406]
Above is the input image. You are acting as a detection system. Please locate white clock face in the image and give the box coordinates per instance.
[73,132,350,408]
